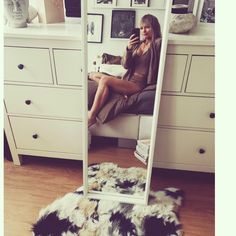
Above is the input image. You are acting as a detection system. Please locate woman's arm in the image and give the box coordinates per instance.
[154,38,162,51]
[121,34,139,69]
[121,47,134,69]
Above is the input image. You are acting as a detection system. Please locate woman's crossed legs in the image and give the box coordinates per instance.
[88,73,142,127]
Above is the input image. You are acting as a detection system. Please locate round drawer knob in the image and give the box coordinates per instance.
[209,112,215,119]
[25,100,31,105]
[32,134,38,139]
[199,148,206,154]
[18,64,24,70]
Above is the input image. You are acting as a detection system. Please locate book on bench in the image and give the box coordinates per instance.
[134,151,147,165]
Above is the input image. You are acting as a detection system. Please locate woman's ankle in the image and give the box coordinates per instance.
[88,116,97,127]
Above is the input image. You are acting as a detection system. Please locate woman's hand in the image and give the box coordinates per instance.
[127,34,139,50]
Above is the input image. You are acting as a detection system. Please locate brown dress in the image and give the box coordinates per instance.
[123,49,151,90]
[121,38,162,86]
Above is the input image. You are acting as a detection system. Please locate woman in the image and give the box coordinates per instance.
[88,14,162,127]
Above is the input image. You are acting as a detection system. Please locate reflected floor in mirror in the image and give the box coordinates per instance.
[88,137,147,196]
[88,137,147,168]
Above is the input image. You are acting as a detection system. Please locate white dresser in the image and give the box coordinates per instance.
[4,24,215,173]
[4,23,86,165]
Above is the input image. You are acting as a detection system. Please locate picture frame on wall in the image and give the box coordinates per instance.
[197,0,215,24]
[111,10,135,39]
[131,0,149,7]
[94,0,117,7]
[87,14,104,43]
[172,0,199,16]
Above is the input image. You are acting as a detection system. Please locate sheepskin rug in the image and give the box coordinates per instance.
[88,162,147,196]
[32,163,184,236]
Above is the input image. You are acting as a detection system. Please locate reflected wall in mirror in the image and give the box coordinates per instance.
[86,0,172,204]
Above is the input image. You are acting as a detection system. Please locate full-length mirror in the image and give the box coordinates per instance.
[86,0,172,204]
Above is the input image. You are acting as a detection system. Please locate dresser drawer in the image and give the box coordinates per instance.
[158,95,215,129]
[53,49,83,86]
[186,55,215,94]
[154,128,214,168]
[162,54,187,92]
[9,116,83,154]
[4,85,83,119]
[4,47,53,84]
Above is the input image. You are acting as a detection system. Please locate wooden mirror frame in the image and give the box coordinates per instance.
[83,0,172,205]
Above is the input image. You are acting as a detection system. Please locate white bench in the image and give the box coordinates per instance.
[89,113,153,148]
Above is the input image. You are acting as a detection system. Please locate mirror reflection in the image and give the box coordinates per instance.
[87,13,164,197]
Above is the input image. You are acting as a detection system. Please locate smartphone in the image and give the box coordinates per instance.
[131,28,140,42]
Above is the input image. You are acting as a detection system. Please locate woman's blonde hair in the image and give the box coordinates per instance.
[141,14,161,39]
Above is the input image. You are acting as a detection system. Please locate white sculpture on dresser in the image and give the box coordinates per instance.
[169,13,197,34]
[4,0,29,28]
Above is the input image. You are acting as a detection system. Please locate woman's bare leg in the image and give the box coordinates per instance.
[88,80,109,127]
[88,74,142,127]
[89,73,141,95]
[99,75,142,95]
[88,72,104,84]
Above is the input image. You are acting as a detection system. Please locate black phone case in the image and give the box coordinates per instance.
[132,28,140,39]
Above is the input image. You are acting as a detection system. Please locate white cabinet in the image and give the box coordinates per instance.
[4,24,85,165]
[4,24,215,173]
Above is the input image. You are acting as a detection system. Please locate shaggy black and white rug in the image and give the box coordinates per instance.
[88,162,147,196]
[32,163,184,236]
[32,187,184,236]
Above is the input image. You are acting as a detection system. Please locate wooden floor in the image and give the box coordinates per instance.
[4,152,214,236]
[89,145,146,168]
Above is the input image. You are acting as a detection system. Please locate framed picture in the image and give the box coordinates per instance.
[111,10,135,39]
[172,0,199,15]
[131,0,149,7]
[94,0,117,7]
[197,0,215,24]
[87,14,104,43]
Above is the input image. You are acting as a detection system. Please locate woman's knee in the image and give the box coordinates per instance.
[99,76,109,86]
[97,77,109,90]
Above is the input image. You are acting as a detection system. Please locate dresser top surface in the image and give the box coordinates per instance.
[4,23,82,41]
[4,23,214,46]
[169,25,215,46]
